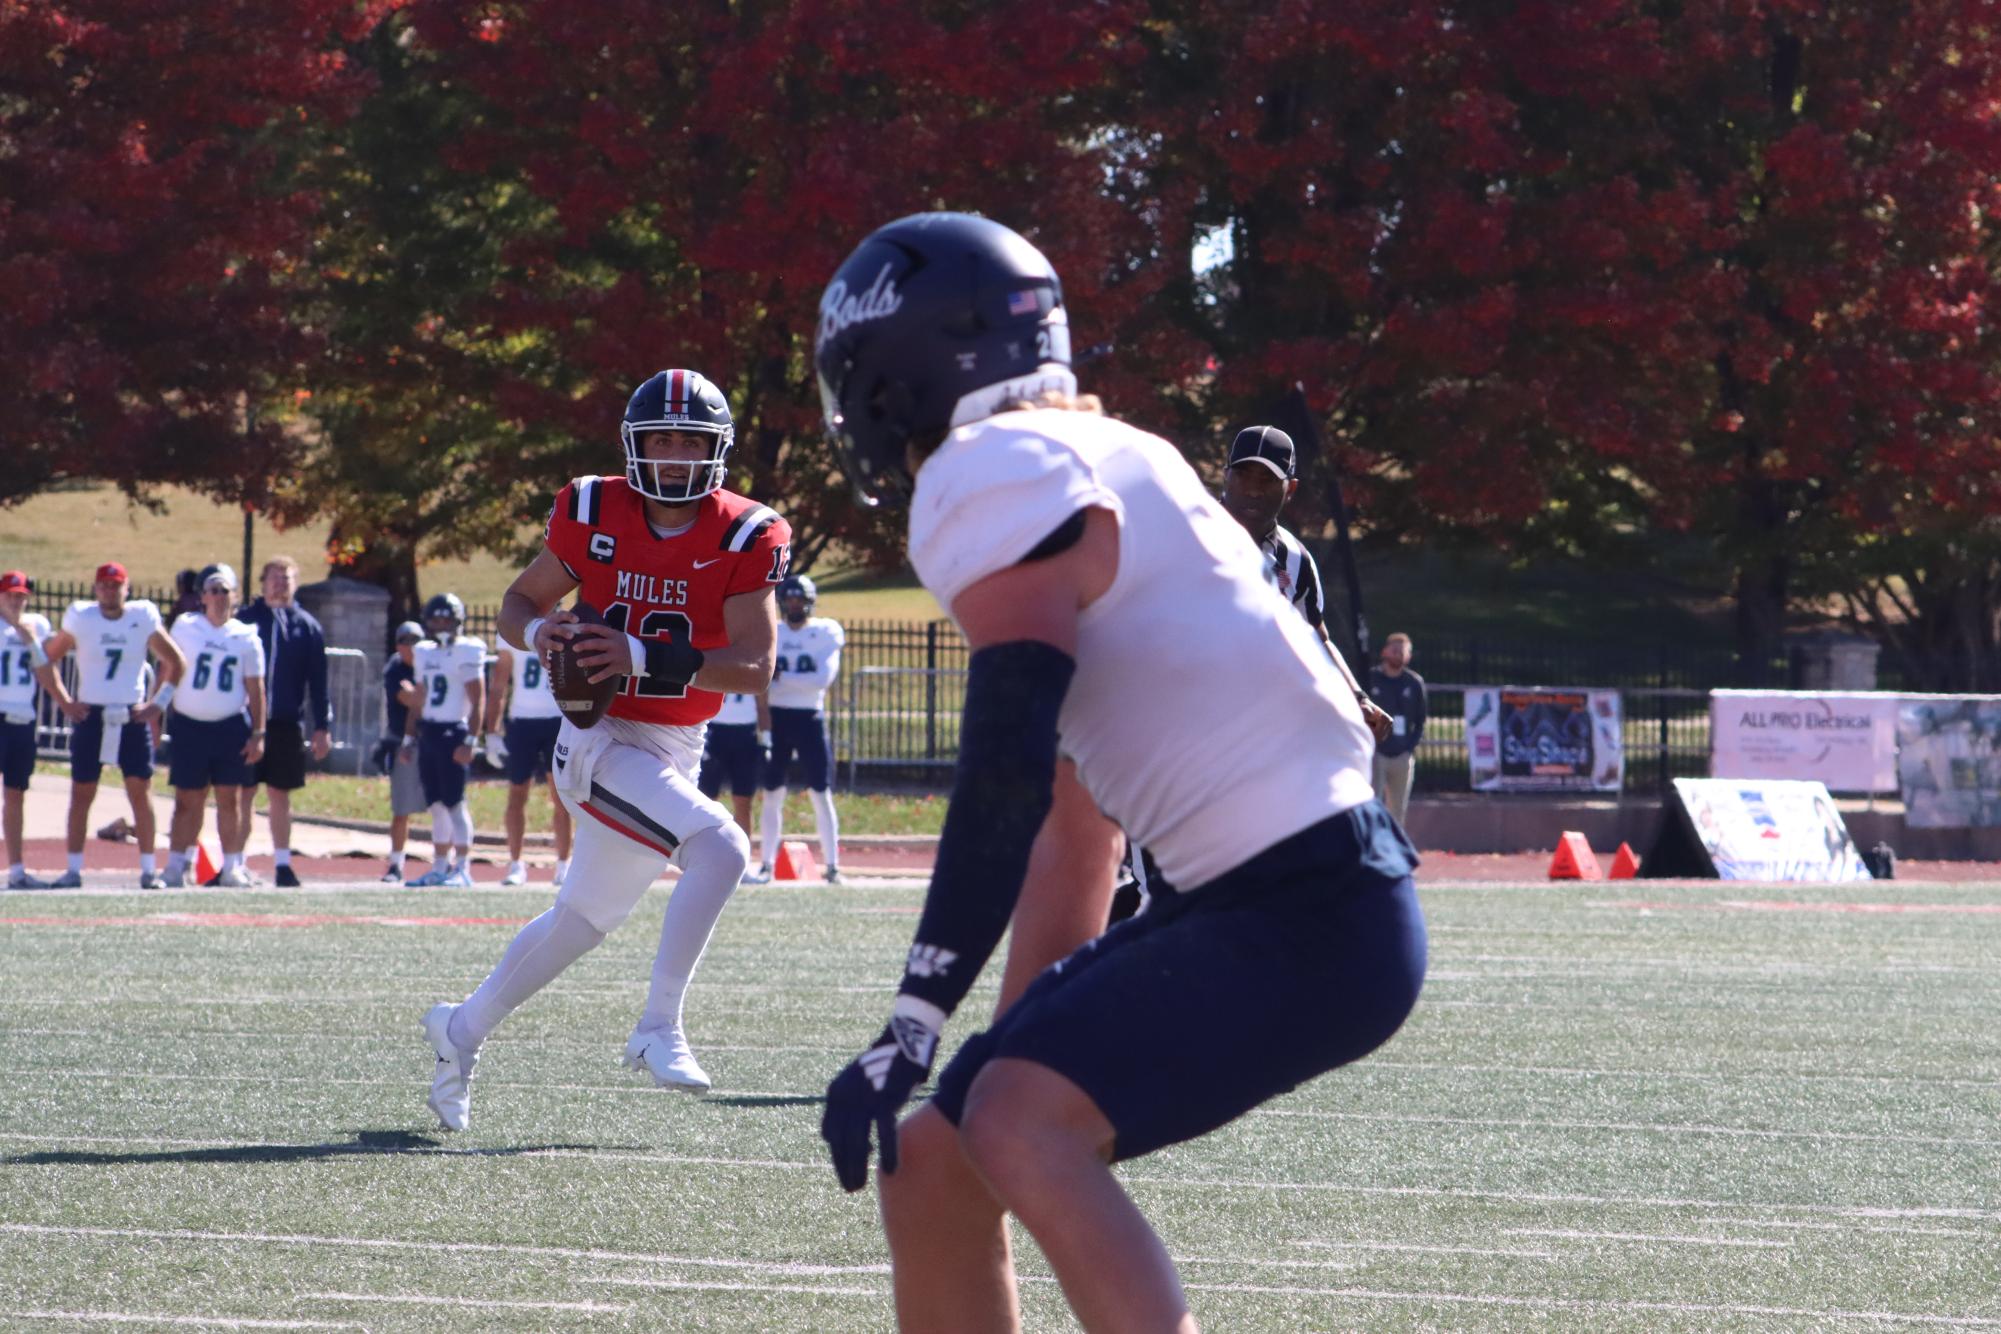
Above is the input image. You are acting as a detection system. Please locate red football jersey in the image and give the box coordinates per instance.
[544,475,791,727]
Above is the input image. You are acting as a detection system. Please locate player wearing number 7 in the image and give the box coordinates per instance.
[418,368,790,1129]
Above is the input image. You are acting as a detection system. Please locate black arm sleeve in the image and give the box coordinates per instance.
[897,639,1075,1017]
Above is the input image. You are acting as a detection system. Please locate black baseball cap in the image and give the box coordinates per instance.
[1227,425,1296,480]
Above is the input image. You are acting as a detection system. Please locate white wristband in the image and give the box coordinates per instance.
[151,682,176,710]
[521,618,547,653]
[625,632,648,678]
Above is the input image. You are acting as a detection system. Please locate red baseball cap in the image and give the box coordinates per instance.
[95,561,128,584]
[0,571,29,593]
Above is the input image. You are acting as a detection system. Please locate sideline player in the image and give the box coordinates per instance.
[378,621,438,883]
[42,562,188,889]
[420,367,789,1128]
[746,574,845,883]
[1,571,57,888]
[697,689,768,840]
[813,214,1427,1331]
[401,593,484,888]
[484,627,574,886]
[163,565,266,888]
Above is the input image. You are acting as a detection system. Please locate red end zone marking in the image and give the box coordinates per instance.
[1595,900,2001,915]
[0,913,533,929]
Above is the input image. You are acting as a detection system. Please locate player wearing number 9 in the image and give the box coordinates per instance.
[415,368,792,1131]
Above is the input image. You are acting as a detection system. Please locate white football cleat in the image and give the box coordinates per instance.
[621,1027,711,1094]
[162,868,187,889]
[7,871,51,889]
[408,865,451,887]
[421,1003,477,1131]
[215,865,252,888]
[440,865,474,887]
[139,872,166,890]
[499,864,527,886]
[741,864,772,885]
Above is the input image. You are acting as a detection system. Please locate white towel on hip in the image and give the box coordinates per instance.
[99,706,131,767]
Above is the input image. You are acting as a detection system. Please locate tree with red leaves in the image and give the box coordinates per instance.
[0,0,385,510]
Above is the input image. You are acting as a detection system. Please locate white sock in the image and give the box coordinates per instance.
[759,786,786,868]
[637,822,749,1035]
[9,862,22,879]
[808,788,840,872]
[553,857,570,884]
[139,853,156,875]
[224,852,242,872]
[389,849,406,870]
[506,860,525,877]
[430,803,451,850]
[274,848,291,868]
[166,852,187,878]
[451,904,606,1050]
[67,851,83,873]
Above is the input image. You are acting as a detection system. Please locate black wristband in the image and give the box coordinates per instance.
[641,636,705,688]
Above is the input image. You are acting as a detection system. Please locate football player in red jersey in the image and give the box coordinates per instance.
[419,369,791,1130]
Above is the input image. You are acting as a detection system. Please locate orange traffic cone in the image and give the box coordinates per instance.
[1608,842,1641,879]
[194,842,221,884]
[1547,831,1603,881]
[773,840,820,881]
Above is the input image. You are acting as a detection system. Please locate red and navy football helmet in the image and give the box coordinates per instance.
[814,213,1072,508]
[621,369,736,504]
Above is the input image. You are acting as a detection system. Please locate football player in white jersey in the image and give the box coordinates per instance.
[162,565,267,889]
[696,689,768,839]
[40,561,188,889]
[399,593,486,887]
[745,573,845,883]
[815,215,1427,1332]
[0,571,58,888]
[482,634,573,886]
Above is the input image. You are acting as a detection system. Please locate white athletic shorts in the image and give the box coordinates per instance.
[551,714,730,932]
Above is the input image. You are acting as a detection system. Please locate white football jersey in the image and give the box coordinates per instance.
[169,613,266,721]
[909,407,1375,890]
[62,600,164,706]
[713,691,758,725]
[413,636,487,724]
[504,645,562,721]
[769,617,845,711]
[0,613,53,716]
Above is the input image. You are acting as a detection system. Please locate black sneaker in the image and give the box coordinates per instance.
[274,865,301,888]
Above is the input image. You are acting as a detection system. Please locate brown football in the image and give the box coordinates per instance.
[544,600,622,729]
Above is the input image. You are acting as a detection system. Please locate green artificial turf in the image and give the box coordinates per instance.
[1,877,1996,1330]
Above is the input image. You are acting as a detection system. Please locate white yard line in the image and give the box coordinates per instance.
[1256,1106,2001,1149]
[295,1292,624,1313]
[1504,1228,1787,1249]
[594,1276,883,1296]
[3,1312,359,1330]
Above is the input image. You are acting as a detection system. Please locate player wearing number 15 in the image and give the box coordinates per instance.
[418,368,790,1130]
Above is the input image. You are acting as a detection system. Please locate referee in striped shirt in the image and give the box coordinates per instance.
[1219,425,1394,745]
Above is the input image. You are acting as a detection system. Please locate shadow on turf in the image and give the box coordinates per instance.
[3,1128,629,1167]
[705,1093,825,1109]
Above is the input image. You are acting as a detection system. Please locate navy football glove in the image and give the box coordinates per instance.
[821,1002,943,1192]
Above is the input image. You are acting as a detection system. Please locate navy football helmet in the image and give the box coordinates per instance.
[778,574,817,625]
[814,212,1073,507]
[621,369,735,504]
[423,592,464,640]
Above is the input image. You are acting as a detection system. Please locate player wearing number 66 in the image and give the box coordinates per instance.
[417,368,791,1130]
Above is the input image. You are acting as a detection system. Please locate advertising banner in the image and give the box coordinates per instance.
[1464,686,1623,792]
[1708,690,1900,793]
[1660,778,1871,881]
[1895,697,2001,828]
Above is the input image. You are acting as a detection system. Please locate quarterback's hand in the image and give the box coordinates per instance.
[531,611,579,663]
[485,733,510,767]
[570,624,636,684]
[1359,697,1394,744]
[821,1002,943,1193]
